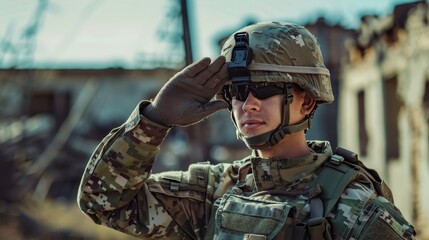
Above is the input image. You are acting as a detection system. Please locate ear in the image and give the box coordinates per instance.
[301,94,316,115]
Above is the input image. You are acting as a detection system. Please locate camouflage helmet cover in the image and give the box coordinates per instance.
[221,21,334,104]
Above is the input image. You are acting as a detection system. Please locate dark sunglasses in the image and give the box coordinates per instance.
[224,82,290,101]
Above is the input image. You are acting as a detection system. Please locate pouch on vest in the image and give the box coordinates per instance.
[213,194,296,240]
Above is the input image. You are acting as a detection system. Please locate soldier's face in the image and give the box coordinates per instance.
[232,92,283,138]
[231,89,309,138]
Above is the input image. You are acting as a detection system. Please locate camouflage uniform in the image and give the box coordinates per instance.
[77,101,416,239]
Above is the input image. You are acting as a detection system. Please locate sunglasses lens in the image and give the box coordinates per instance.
[229,85,246,101]
[254,86,282,99]
[238,85,250,101]
[228,83,284,101]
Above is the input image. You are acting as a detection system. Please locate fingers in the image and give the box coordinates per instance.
[178,56,229,93]
[183,57,212,77]
[204,62,229,89]
[196,56,228,87]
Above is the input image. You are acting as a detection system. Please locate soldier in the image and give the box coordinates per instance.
[77,22,416,239]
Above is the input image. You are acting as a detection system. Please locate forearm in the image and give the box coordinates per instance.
[77,101,172,234]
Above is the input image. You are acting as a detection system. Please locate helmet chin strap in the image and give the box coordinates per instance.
[239,117,312,149]
[232,85,316,150]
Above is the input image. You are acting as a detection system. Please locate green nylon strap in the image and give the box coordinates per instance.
[205,201,217,240]
[314,160,359,216]
[292,224,307,240]
[309,197,324,219]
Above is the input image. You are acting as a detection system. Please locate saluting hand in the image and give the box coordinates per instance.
[143,56,229,126]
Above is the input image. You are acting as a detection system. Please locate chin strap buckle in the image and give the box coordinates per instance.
[284,84,294,105]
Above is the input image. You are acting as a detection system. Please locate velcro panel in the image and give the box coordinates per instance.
[215,194,295,239]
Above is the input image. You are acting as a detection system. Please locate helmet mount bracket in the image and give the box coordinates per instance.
[228,32,253,83]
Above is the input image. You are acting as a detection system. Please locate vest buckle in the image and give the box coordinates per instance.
[243,233,267,240]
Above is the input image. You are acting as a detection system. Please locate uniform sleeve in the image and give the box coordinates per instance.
[330,182,416,240]
[77,101,182,238]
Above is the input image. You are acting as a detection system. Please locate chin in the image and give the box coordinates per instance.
[241,130,266,138]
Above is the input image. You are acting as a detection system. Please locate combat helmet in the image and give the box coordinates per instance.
[218,21,334,149]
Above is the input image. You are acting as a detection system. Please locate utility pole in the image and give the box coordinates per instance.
[179,0,209,163]
[180,0,193,65]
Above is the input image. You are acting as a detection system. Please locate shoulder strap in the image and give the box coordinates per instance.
[334,147,394,203]
[314,147,394,217]
[314,152,360,217]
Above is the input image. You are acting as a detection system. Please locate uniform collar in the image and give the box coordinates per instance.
[250,141,332,191]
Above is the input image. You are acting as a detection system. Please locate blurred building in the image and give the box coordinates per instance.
[0,67,178,239]
[305,18,354,147]
[339,1,429,237]
[1,0,428,238]
[0,17,352,236]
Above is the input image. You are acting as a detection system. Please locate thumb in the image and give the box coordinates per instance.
[203,100,229,115]
[174,100,229,126]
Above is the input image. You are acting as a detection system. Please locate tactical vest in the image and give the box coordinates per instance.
[205,147,395,240]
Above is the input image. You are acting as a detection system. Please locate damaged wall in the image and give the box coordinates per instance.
[339,1,429,237]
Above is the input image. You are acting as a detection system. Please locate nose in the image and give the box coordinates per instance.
[242,92,261,112]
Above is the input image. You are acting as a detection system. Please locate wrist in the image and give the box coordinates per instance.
[140,103,172,127]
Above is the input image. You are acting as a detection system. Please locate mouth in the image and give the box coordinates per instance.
[241,119,264,129]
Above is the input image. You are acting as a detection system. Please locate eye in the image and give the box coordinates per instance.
[229,85,248,101]
[253,85,284,100]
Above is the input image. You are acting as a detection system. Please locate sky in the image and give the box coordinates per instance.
[0,0,422,69]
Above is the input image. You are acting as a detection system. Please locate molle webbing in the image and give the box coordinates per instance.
[312,156,360,216]
[313,147,394,216]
